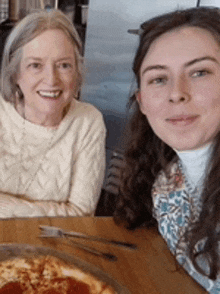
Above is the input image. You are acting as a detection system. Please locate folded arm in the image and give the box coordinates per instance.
[0,116,106,218]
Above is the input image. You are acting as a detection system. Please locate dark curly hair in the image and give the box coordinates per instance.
[114,6,220,280]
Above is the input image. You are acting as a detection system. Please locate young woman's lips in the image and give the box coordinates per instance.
[166,115,199,126]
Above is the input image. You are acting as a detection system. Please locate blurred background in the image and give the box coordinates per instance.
[1,0,220,175]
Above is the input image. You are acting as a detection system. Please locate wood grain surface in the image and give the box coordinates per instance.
[0,216,207,294]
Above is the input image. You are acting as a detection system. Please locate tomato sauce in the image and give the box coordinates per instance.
[67,277,90,294]
[0,277,91,294]
[0,282,23,294]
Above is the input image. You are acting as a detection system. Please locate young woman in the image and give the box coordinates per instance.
[0,9,106,218]
[114,7,220,292]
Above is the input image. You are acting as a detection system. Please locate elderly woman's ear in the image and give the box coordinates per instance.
[15,84,24,100]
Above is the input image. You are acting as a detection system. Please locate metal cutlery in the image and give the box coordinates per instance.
[39,225,137,249]
[39,225,117,261]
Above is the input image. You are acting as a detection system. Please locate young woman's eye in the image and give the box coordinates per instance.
[148,77,167,85]
[191,70,210,78]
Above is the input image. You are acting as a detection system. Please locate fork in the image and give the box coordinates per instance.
[39,225,137,249]
[39,225,117,261]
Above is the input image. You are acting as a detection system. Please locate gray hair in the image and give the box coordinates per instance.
[1,9,83,102]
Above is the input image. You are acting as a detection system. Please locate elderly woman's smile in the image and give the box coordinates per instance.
[37,90,62,99]
[17,29,78,126]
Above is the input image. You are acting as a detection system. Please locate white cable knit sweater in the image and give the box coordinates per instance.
[0,95,106,218]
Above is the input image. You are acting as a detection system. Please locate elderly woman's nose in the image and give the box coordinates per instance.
[169,76,190,103]
[43,65,59,85]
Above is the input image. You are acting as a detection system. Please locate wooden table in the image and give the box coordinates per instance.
[0,216,206,294]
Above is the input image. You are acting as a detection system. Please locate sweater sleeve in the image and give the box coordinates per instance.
[67,113,106,216]
[0,111,106,218]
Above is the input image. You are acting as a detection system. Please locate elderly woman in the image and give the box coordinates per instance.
[114,6,220,293]
[0,9,106,218]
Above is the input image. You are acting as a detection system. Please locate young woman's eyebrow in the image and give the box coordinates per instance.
[185,56,219,67]
[141,65,168,76]
[141,56,219,77]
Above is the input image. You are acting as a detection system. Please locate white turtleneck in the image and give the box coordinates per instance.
[175,143,213,189]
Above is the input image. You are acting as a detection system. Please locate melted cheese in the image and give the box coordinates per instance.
[0,256,116,294]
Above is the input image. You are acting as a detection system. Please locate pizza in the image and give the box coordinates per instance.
[0,255,116,294]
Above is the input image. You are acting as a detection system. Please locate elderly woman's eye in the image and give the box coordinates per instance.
[191,70,210,77]
[58,63,72,70]
[28,63,41,69]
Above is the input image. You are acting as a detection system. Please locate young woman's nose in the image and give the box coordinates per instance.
[169,76,190,103]
[43,64,59,86]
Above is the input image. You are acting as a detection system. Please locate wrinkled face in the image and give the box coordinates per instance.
[137,26,220,151]
[17,29,78,126]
